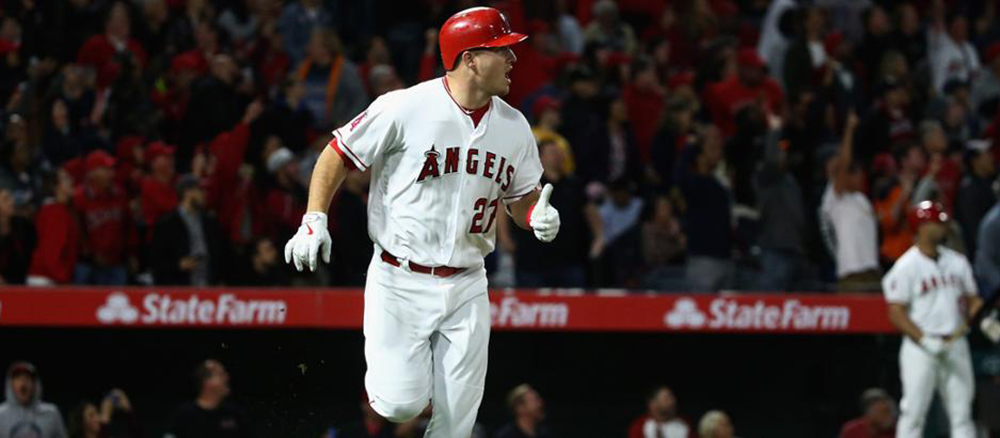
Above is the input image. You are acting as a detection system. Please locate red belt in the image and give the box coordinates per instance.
[380,250,466,278]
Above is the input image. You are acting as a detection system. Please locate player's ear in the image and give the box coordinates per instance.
[462,51,478,74]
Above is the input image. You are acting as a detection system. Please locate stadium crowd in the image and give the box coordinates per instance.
[4,0,1000,293]
[9,358,905,438]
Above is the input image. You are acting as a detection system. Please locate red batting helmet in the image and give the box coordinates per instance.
[439,7,528,70]
[908,201,948,230]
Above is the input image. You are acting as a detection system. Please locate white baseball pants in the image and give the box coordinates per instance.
[896,336,975,438]
[362,251,490,438]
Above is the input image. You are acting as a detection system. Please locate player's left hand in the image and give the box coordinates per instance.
[530,184,560,242]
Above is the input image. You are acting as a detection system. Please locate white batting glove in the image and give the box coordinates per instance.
[529,184,560,242]
[919,336,947,357]
[284,212,332,272]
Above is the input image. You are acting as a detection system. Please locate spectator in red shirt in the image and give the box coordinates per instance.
[839,388,896,438]
[628,385,694,438]
[73,150,133,285]
[507,20,560,110]
[623,57,666,163]
[140,141,178,230]
[706,48,784,138]
[76,2,148,89]
[27,169,78,286]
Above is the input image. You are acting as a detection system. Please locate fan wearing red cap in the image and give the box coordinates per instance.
[284,7,559,437]
[73,150,133,285]
[883,200,982,438]
[140,141,179,230]
[706,48,784,138]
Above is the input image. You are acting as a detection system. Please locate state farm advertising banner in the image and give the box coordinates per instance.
[0,288,897,334]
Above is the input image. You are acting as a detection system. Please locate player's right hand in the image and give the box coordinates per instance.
[284,212,332,272]
[919,336,947,357]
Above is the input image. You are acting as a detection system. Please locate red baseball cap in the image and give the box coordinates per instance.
[9,361,37,379]
[908,201,948,230]
[532,96,561,118]
[737,48,766,69]
[146,141,176,164]
[85,150,116,172]
[439,7,528,70]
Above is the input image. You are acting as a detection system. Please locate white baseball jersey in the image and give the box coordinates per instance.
[331,77,542,268]
[882,246,978,335]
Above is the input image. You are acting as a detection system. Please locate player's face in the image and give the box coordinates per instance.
[472,47,516,96]
[920,221,947,244]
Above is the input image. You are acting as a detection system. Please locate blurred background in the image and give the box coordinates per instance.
[2,0,1000,436]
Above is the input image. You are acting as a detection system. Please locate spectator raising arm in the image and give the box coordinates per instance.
[832,112,859,196]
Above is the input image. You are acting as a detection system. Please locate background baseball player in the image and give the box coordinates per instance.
[882,201,983,438]
[283,7,560,437]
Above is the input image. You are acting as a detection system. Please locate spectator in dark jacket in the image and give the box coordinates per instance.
[503,140,604,288]
[495,384,553,438]
[331,170,371,286]
[955,139,997,256]
[976,202,1000,295]
[782,6,826,98]
[676,126,734,292]
[66,389,142,438]
[754,118,806,291]
[165,360,253,438]
[151,175,222,286]
[0,188,34,285]
[230,238,286,286]
[180,54,245,168]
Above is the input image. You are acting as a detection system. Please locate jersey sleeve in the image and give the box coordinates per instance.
[882,263,912,304]
[959,256,979,297]
[502,130,542,205]
[331,93,400,171]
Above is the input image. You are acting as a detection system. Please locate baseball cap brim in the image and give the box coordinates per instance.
[481,33,528,49]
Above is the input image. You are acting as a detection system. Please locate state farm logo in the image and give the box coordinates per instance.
[97,293,287,326]
[97,292,139,324]
[491,296,568,328]
[664,298,706,328]
[664,298,851,331]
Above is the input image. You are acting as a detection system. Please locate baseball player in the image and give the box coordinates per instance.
[283,7,560,437]
[882,201,983,438]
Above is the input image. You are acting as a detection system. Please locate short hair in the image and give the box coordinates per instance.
[698,410,729,438]
[646,385,671,403]
[859,388,893,413]
[506,384,532,414]
[193,360,215,392]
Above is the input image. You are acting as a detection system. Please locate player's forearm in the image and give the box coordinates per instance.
[888,304,924,342]
[968,295,984,320]
[306,147,349,214]
[508,189,540,230]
